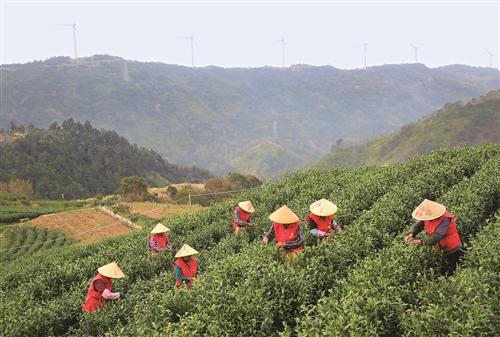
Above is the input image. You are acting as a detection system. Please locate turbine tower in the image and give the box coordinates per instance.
[122,60,129,82]
[272,120,278,143]
[181,35,195,67]
[362,43,368,69]
[410,44,419,63]
[486,49,493,68]
[276,38,285,68]
[56,23,78,58]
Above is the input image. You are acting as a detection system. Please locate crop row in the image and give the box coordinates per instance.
[72,163,407,336]
[102,145,500,337]
[401,218,500,336]
[0,226,72,262]
[0,145,498,337]
[0,200,87,224]
[0,167,359,336]
[294,153,500,336]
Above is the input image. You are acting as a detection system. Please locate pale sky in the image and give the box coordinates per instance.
[1,1,499,69]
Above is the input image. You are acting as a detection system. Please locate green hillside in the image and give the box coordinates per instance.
[2,55,498,177]
[229,140,305,179]
[0,119,211,199]
[1,144,499,336]
[318,90,500,168]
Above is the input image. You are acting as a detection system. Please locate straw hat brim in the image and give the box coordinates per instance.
[310,199,338,217]
[151,223,170,234]
[175,244,199,258]
[411,201,446,221]
[269,205,299,224]
[238,201,255,213]
[98,262,125,279]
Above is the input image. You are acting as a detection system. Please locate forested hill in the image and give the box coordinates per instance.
[0,119,211,199]
[2,55,499,177]
[317,90,500,168]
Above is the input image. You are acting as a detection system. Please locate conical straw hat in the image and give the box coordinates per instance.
[175,244,199,258]
[238,201,255,213]
[310,198,338,217]
[412,199,446,221]
[151,223,170,234]
[269,205,299,224]
[98,262,125,279]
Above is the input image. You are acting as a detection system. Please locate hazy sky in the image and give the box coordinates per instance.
[1,1,499,69]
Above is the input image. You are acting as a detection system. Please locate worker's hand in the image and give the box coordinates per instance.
[405,233,413,244]
[261,236,269,244]
[410,239,422,246]
[276,242,284,247]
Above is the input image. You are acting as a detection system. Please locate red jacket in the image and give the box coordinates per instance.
[82,274,112,313]
[307,213,333,232]
[273,221,301,244]
[233,206,251,232]
[175,258,198,287]
[149,233,171,252]
[424,211,462,253]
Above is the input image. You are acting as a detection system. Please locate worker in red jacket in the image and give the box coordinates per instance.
[233,200,255,234]
[306,198,342,240]
[262,205,304,258]
[82,262,124,313]
[174,244,199,287]
[149,223,172,256]
[405,199,464,274]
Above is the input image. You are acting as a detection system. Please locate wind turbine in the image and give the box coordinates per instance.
[486,49,493,68]
[181,35,195,67]
[359,43,368,69]
[410,44,419,63]
[275,38,285,68]
[55,23,78,58]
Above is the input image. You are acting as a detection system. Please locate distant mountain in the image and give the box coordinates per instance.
[229,140,304,179]
[0,119,211,199]
[2,55,499,177]
[317,90,500,168]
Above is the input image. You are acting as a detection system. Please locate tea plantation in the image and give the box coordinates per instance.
[0,145,498,337]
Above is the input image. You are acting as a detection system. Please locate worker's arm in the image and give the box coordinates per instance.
[262,225,275,243]
[174,265,191,282]
[409,221,424,236]
[307,216,327,237]
[421,218,450,246]
[94,280,120,300]
[149,238,160,252]
[165,236,173,250]
[332,219,342,233]
[234,208,250,227]
[284,226,304,250]
[102,288,120,300]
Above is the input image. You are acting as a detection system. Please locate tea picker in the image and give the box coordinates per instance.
[262,205,304,258]
[82,262,124,313]
[405,199,465,274]
[233,200,256,235]
[306,198,342,240]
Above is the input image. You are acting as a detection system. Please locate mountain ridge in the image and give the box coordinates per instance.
[2,55,499,177]
[317,90,500,168]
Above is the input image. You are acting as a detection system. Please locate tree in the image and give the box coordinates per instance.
[115,176,149,201]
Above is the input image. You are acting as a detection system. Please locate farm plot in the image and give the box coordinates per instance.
[29,208,136,245]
